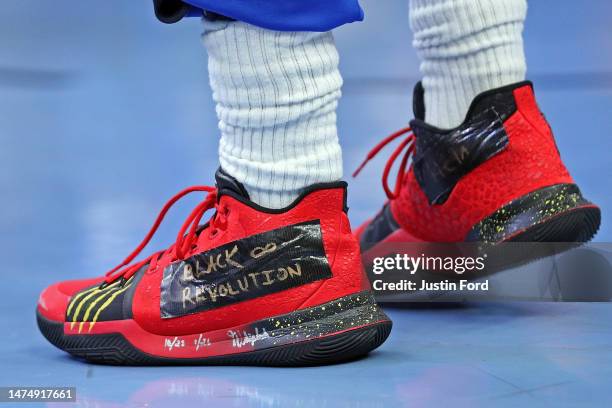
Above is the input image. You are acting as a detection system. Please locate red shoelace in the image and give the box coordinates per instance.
[353,126,415,200]
[104,125,416,286]
[103,185,225,285]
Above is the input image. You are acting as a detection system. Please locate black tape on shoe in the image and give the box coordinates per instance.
[160,220,332,318]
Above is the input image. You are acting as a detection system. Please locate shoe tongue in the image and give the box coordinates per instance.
[412,81,426,120]
[215,167,250,199]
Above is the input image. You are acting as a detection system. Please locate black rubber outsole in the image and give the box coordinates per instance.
[364,183,601,302]
[465,183,602,275]
[36,312,392,366]
[479,206,602,275]
[505,206,600,243]
[467,183,601,244]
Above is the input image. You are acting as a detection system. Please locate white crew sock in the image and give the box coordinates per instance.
[202,19,343,209]
[409,0,527,128]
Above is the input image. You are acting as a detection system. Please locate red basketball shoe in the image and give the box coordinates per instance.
[355,81,600,250]
[37,169,391,365]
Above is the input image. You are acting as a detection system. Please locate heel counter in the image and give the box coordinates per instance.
[511,84,573,182]
[512,84,552,138]
[338,211,372,292]
[299,201,370,309]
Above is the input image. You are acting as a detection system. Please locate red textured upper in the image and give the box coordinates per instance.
[390,85,573,241]
[38,185,370,335]
[130,186,370,335]
[38,277,103,321]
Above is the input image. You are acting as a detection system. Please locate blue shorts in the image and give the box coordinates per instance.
[153,0,364,31]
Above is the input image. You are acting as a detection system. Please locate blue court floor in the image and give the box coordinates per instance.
[1,1,611,407]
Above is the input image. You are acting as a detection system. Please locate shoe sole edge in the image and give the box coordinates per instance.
[37,291,392,366]
[467,183,600,243]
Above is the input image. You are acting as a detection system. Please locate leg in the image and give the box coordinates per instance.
[410,0,527,128]
[355,0,600,249]
[203,19,343,208]
[36,1,392,365]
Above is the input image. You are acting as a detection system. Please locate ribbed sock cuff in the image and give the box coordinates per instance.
[203,20,343,208]
[410,0,527,128]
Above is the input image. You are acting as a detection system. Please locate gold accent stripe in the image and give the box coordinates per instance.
[69,281,121,329]
[66,286,98,317]
[87,277,134,333]
[77,285,122,333]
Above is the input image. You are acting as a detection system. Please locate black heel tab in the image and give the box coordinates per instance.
[412,81,426,120]
[464,80,533,123]
[408,81,536,205]
[215,167,250,199]
[215,167,348,214]
[411,80,533,133]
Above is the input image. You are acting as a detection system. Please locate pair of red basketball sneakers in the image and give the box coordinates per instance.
[37,81,600,365]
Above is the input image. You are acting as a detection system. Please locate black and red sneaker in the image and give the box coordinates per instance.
[355,81,600,251]
[37,169,391,365]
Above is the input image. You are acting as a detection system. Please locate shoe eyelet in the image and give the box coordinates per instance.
[209,228,220,239]
[146,265,159,275]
